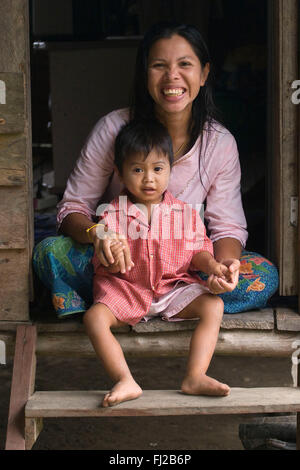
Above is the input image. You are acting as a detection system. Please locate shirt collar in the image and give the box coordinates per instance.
[101,190,182,225]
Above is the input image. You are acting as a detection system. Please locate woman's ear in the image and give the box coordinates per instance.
[200,62,210,87]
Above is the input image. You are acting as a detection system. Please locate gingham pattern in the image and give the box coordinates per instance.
[92,191,213,325]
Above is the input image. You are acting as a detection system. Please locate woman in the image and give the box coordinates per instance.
[33,22,278,317]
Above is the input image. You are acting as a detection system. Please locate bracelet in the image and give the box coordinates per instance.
[86,223,106,241]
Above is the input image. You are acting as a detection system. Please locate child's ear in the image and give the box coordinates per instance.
[114,164,123,182]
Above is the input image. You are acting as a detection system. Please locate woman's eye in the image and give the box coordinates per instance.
[154,167,163,172]
[180,61,191,67]
[152,63,164,68]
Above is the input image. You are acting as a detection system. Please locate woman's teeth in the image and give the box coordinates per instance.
[163,88,185,96]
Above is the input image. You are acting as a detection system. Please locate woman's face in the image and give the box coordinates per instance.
[147,34,209,119]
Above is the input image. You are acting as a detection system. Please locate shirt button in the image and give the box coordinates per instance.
[150,254,154,258]
[152,285,155,291]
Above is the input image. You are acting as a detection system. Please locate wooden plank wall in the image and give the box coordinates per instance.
[0,0,33,321]
[268,0,299,295]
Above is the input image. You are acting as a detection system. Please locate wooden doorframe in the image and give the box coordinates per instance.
[1,1,299,308]
[267,0,299,297]
[0,0,33,321]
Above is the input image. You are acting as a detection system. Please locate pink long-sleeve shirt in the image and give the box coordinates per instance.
[57,108,248,247]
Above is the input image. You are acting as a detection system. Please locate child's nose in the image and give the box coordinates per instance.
[143,171,154,182]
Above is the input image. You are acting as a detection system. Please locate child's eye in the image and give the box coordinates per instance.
[154,166,163,172]
[133,168,143,173]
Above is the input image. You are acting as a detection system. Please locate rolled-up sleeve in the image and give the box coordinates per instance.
[56,109,128,228]
[205,133,248,247]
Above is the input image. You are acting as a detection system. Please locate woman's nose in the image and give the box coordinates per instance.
[165,65,179,80]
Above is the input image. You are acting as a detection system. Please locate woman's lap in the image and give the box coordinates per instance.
[33,236,94,317]
[33,236,279,317]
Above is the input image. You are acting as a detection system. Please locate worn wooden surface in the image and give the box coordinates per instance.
[0,309,274,333]
[269,0,299,295]
[0,0,29,72]
[25,417,43,451]
[28,329,300,358]
[0,73,24,134]
[0,0,33,319]
[5,325,37,450]
[0,168,26,186]
[0,134,27,170]
[0,187,28,249]
[0,251,29,320]
[132,309,274,333]
[25,388,300,418]
[1,309,300,358]
[276,308,300,331]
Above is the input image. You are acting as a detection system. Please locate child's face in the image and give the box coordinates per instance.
[117,150,171,206]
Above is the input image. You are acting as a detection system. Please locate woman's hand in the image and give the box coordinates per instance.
[207,258,240,295]
[89,225,134,273]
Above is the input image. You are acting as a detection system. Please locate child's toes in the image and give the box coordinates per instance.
[102,392,116,407]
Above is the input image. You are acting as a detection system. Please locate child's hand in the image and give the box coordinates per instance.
[91,225,134,272]
[206,259,229,294]
[106,240,134,274]
[207,261,229,280]
[207,258,240,294]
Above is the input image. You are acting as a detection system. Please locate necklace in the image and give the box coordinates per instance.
[173,140,187,158]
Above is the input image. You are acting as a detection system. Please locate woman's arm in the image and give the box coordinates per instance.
[60,213,96,244]
[213,237,242,263]
[57,109,128,233]
[60,212,134,271]
[204,130,248,251]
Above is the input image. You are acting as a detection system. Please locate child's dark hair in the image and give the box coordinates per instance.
[114,119,173,174]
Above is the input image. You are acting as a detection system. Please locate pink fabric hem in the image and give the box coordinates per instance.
[143,282,209,323]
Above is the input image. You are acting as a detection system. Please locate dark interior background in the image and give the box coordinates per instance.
[30,0,268,256]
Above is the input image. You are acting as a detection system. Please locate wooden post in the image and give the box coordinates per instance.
[25,417,43,451]
[5,325,37,450]
[268,0,299,295]
[0,0,33,321]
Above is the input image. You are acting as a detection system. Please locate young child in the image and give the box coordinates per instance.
[83,120,231,408]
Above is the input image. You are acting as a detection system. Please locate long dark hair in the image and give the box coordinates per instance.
[130,21,224,152]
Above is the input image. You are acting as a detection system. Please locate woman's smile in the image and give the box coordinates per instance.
[162,87,186,98]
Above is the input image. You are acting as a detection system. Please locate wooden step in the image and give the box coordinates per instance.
[26,388,300,418]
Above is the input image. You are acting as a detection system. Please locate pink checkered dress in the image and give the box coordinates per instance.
[92,190,213,325]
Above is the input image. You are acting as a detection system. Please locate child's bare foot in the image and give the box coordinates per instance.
[102,378,142,407]
[181,373,230,397]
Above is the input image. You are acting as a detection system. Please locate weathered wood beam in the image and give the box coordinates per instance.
[5,325,37,450]
[1,328,300,359]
